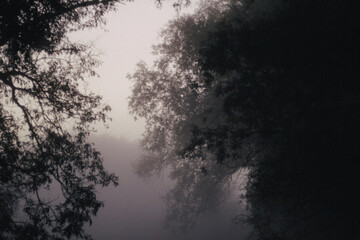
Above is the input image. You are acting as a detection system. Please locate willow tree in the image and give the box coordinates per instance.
[129,0,359,239]
[0,1,125,239]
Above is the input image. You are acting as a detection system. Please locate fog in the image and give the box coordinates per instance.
[85,135,250,240]
[70,0,197,141]
[2,0,356,239]
[76,3,251,237]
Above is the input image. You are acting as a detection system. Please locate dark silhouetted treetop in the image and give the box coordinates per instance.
[129,0,360,239]
[0,0,132,239]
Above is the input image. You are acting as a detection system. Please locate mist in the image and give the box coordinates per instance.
[3,0,355,239]
[86,135,250,240]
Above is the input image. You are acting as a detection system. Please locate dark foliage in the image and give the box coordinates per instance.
[0,1,127,239]
[129,0,360,239]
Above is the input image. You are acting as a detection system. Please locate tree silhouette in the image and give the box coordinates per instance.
[129,0,360,239]
[0,1,126,239]
[129,0,251,230]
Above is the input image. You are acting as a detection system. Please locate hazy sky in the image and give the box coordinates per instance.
[71,0,197,142]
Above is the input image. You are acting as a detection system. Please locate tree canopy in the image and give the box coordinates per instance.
[129,0,360,239]
[0,1,126,239]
